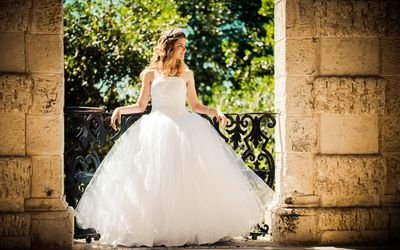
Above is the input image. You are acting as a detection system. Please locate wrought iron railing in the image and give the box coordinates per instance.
[64,106,276,243]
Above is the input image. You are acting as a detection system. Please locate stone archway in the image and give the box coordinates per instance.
[0,0,73,249]
[0,0,399,249]
[270,0,400,245]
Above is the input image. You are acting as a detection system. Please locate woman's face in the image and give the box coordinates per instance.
[172,38,187,61]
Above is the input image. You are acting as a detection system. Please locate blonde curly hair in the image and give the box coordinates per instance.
[140,28,188,80]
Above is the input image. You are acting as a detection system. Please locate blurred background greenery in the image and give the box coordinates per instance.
[64,0,274,113]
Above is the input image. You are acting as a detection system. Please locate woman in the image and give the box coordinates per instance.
[74,28,274,248]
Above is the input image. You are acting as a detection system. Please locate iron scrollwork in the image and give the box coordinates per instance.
[201,112,276,188]
[64,107,276,242]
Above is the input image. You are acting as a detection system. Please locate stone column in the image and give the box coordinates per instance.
[272,0,399,245]
[0,1,73,249]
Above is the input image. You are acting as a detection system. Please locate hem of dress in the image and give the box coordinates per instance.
[103,234,238,248]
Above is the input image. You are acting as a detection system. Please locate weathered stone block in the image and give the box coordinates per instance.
[283,192,320,208]
[384,0,400,37]
[319,208,391,243]
[320,230,389,245]
[319,115,341,153]
[384,153,400,195]
[0,213,31,248]
[27,34,63,73]
[274,115,285,154]
[382,115,400,153]
[271,0,398,246]
[281,153,315,194]
[381,77,400,152]
[0,113,25,156]
[272,207,318,244]
[274,151,284,196]
[274,39,285,78]
[31,207,74,249]
[25,198,68,211]
[0,32,25,72]
[0,157,31,212]
[0,74,33,113]
[31,155,63,198]
[314,0,387,37]
[320,114,379,154]
[381,38,400,76]
[382,194,400,207]
[274,77,285,114]
[320,38,379,75]
[0,0,30,32]
[274,0,285,42]
[31,0,63,34]
[26,115,63,155]
[384,77,400,116]
[286,116,318,153]
[390,209,400,243]
[286,0,314,38]
[0,236,31,249]
[286,38,317,76]
[29,74,63,114]
[313,77,385,115]
[342,116,379,153]
[275,38,317,77]
[319,208,389,231]
[276,76,314,115]
[0,213,31,236]
[316,155,386,207]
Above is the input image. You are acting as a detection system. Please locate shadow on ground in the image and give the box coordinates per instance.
[72,236,396,250]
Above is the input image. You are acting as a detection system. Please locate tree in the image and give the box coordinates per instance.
[175,0,274,112]
[64,0,188,110]
[64,0,274,112]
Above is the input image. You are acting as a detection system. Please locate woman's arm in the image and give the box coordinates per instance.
[110,70,153,130]
[186,70,227,127]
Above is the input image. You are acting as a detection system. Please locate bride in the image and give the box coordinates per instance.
[73,27,274,248]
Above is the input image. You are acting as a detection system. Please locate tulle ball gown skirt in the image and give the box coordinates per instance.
[73,110,274,247]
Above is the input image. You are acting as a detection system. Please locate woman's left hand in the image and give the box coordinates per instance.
[216,109,228,128]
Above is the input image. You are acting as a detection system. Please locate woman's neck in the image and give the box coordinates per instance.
[157,63,178,76]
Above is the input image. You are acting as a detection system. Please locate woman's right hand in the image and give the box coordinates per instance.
[110,107,122,131]
[215,108,228,128]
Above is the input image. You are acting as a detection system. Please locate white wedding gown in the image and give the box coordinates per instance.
[73,71,275,247]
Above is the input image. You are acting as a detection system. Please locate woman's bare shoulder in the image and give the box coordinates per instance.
[141,68,157,80]
[181,69,194,83]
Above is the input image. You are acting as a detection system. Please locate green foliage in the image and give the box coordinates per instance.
[175,0,274,112]
[64,0,274,113]
[64,0,188,109]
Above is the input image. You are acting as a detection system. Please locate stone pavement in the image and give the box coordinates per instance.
[72,236,397,250]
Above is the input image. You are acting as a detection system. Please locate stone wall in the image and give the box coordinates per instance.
[272,0,400,245]
[0,1,73,249]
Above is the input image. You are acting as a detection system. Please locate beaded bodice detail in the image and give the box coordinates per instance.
[150,74,188,118]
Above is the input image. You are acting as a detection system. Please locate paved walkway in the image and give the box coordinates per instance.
[72,236,396,250]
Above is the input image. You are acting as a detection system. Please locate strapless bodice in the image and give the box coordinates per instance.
[150,75,188,118]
